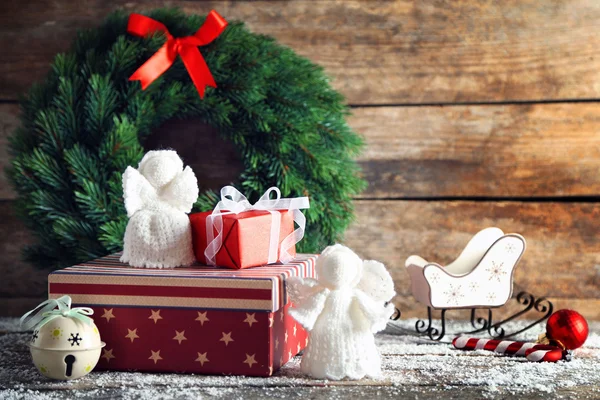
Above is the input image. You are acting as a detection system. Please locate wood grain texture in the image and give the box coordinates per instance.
[4,102,600,200]
[352,103,600,198]
[1,199,600,320]
[343,200,600,321]
[0,201,47,300]
[0,104,20,200]
[2,0,600,103]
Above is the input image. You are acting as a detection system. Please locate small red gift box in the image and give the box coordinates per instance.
[190,210,295,269]
[190,186,310,269]
[48,253,317,377]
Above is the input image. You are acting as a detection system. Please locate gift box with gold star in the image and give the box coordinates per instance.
[47,253,317,376]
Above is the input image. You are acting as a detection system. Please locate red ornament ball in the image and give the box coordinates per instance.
[546,309,589,350]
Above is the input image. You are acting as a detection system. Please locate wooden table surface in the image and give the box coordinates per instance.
[1,318,599,399]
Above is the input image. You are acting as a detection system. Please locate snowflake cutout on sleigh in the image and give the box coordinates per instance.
[428,271,441,284]
[486,261,507,282]
[505,243,517,254]
[31,330,39,343]
[68,333,82,346]
[486,292,497,303]
[443,284,464,306]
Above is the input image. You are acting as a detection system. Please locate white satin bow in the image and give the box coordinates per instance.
[204,186,310,266]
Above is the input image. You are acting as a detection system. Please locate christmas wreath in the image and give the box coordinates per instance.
[7,8,365,269]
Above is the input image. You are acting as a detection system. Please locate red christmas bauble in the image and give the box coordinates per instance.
[546,309,589,350]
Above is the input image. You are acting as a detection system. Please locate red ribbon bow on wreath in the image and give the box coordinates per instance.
[127,10,228,98]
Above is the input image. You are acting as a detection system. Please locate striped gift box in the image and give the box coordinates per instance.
[47,253,318,376]
[49,253,316,311]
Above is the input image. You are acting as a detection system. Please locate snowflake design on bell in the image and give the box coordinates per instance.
[486,292,497,303]
[487,261,507,282]
[68,333,82,346]
[50,327,63,340]
[444,284,464,306]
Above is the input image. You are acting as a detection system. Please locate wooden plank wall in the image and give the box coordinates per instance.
[1,0,600,320]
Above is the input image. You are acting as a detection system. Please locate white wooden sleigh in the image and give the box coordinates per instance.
[403,228,553,340]
[406,227,525,310]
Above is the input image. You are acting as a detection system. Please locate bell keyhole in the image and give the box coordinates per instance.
[64,355,76,377]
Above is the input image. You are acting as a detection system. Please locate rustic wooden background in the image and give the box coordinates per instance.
[1,0,600,321]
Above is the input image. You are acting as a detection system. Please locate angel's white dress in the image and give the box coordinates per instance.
[289,245,395,380]
[300,289,389,379]
[120,150,198,268]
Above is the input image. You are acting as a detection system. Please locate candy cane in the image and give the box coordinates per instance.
[524,345,564,363]
[452,336,564,362]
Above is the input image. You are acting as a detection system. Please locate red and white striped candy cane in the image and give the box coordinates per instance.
[452,336,537,356]
[452,336,564,362]
[524,344,564,362]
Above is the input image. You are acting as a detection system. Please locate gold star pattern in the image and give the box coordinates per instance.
[268,315,274,327]
[275,337,279,350]
[243,313,258,327]
[305,337,309,347]
[288,350,293,360]
[293,324,297,336]
[148,350,163,364]
[148,310,163,324]
[297,343,301,353]
[243,353,257,368]
[125,328,140,343]
[102,348,115,363]
[280,355,284,366]
[268,366,273,376]
[101,308,116,322]
[85,364,92,372]
[220,332,234,346]
[195,352,209,366]
[195,311,209,326]
[284,330,288,343]
[173,330,187,345]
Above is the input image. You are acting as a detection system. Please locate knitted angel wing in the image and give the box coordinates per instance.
[354,260,396,332]
[287,276,329,331]
[160,166,199,213]
[122,166,158,218]
[356,260,396,303]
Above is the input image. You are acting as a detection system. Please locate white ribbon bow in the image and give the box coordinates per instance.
[20,295,94,331]
[204,186,310,266]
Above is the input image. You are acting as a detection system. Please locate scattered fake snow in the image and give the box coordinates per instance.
[0,318,598,399]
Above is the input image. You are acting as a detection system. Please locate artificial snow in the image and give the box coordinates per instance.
[0,318,598,399]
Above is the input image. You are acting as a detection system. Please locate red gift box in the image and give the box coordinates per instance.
[48,253,317,377]
[190,210,296,269]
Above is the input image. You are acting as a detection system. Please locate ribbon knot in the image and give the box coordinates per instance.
[205,186,310,266]
[127,10,228,98]
[172,39,183,54]
[20,295,94,331]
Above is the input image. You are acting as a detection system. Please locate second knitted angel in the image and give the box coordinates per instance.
[288,244,396,380]
[121,150,198,268]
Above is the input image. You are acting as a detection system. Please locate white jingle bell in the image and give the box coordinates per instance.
[21,296,105,380]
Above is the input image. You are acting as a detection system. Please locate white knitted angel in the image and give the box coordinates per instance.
[120,150,199,268]
[288,244,395,380]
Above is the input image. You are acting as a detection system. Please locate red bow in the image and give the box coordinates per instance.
[127,10,228,98]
